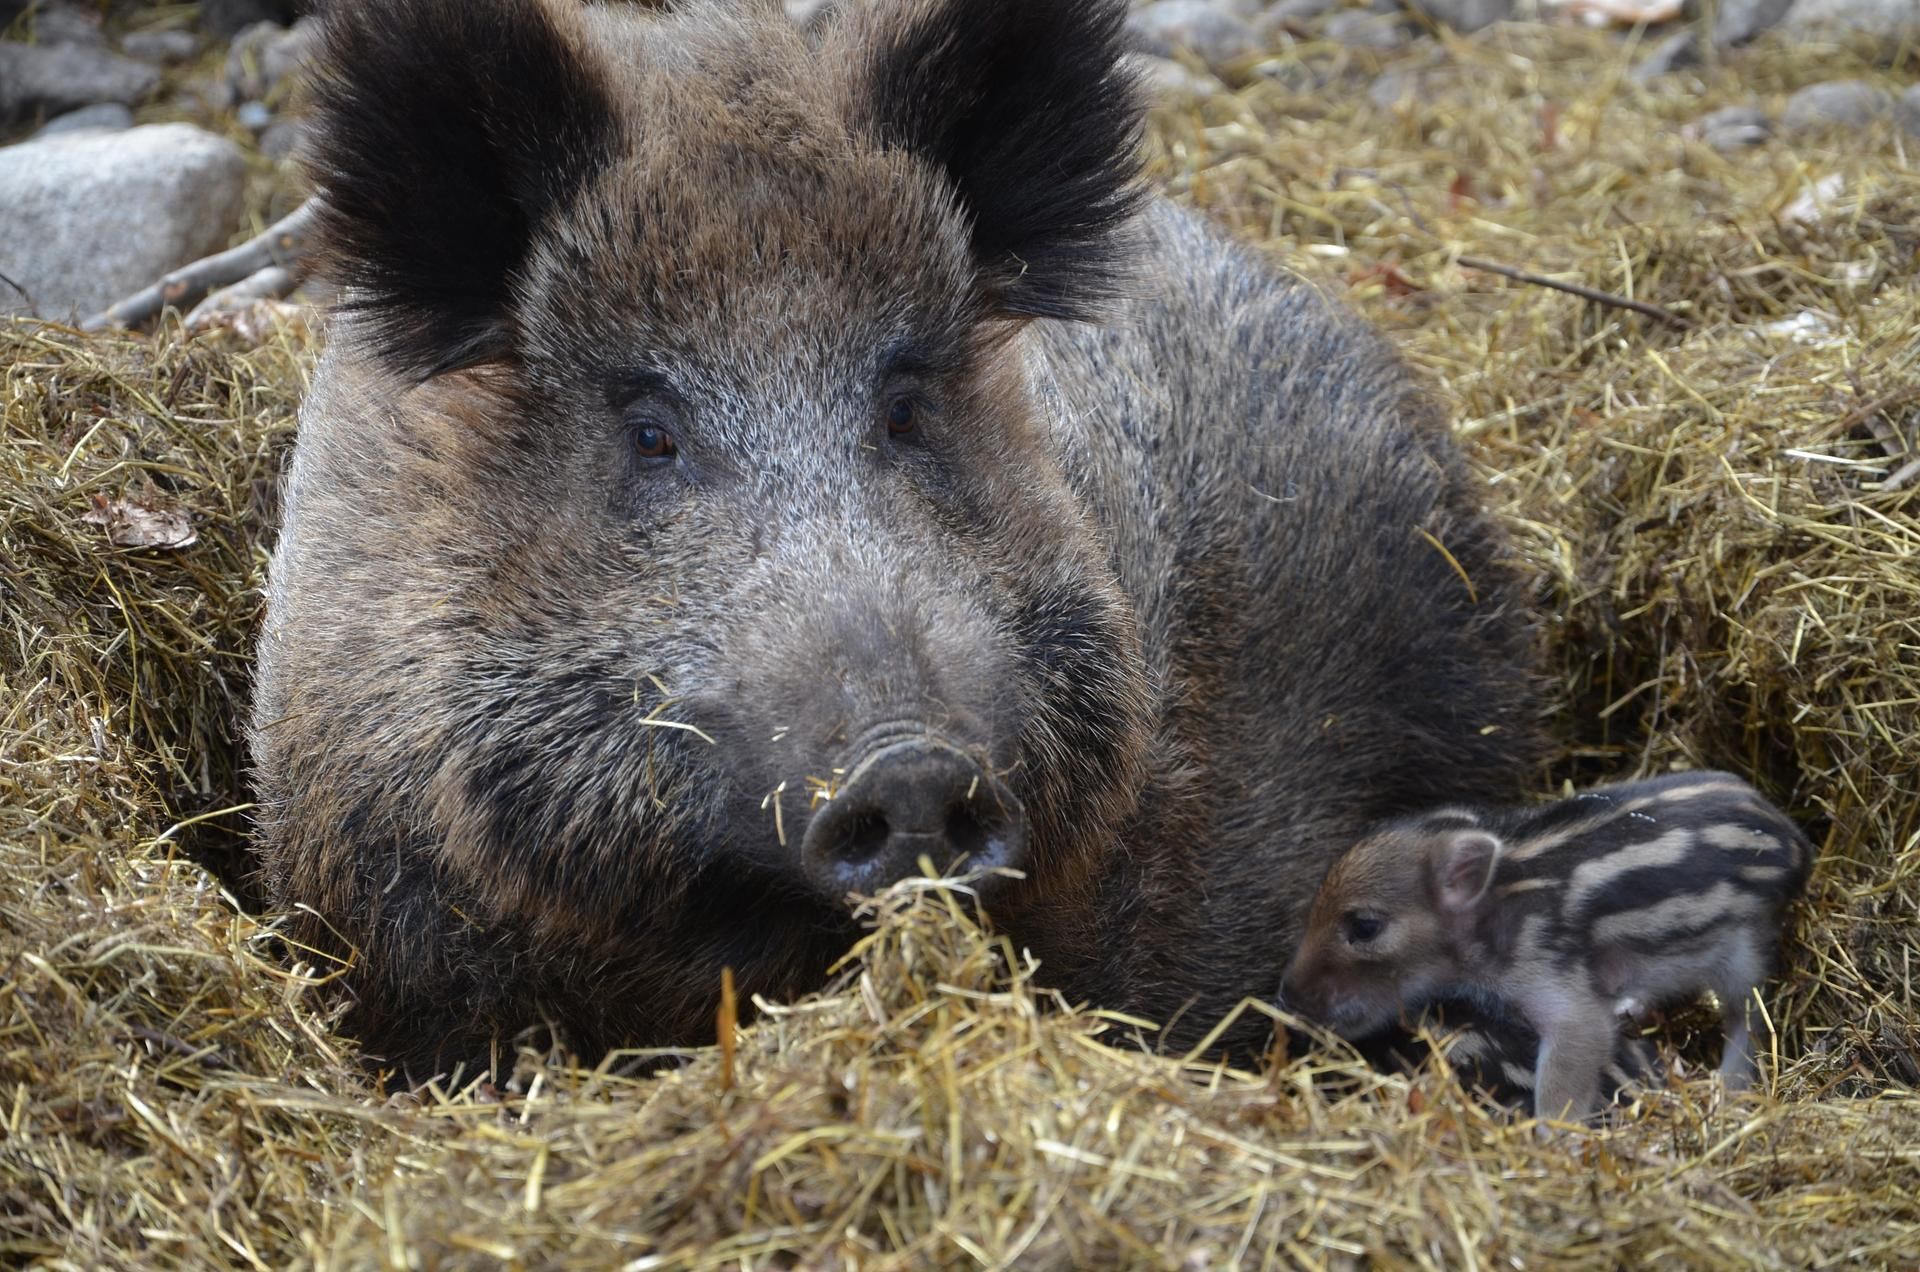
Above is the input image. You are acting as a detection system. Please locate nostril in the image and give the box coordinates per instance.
[839,810,890,864]
[945,803,987,861]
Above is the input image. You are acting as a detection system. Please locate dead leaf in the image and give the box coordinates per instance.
[1349,262,1425,298]
[1781,174,1846,227]
[82,492,198,551]
[186,297,309,346]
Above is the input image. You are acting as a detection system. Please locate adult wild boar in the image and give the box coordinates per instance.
[251,0,1541,1076]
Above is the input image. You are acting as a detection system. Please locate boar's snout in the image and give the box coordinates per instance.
[801,738,1025,900]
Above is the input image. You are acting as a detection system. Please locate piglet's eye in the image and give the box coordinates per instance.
[633,424,677,461]
[885,396,917,436]
[1342,912,1385,944]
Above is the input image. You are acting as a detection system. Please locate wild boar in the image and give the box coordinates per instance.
[1280,771,1813,1119]
[250,0,1543,1078]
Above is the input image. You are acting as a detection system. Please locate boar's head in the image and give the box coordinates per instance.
[256,0,1157,1062]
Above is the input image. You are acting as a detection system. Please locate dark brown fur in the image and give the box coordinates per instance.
[251,0,1543,1078]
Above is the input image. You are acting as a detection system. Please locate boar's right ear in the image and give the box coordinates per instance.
[1432,830,1501,913]
[305,0,618,378]
[852,0,1145,321]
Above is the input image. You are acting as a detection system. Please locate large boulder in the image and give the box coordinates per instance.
[0,39,160,125]
[0,124,248,321]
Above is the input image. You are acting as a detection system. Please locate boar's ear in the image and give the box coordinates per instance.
[1432,830,1501,913]
[852,0,1145,321]
[305,0,618,378]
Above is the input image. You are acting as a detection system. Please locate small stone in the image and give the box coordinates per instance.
[32,102,135,138]
[1782,0,1920,41]
[1128,52,1227,101]
[226,17,321,104]
[1628,30,1700,84]
[1367,67,1426,110]
[1403,0,1513,33]
[784,0,835,29]
[1686,104,1772,150]
[1711,0,1796,46]
[1897,86,1920,141]
[26,3,106,48]
[1324,9,1413,48]
[1262,0,1341,21]
[259,118,304,161]
[0,123,248,320]
[236,100,274,132]
[1256,54,1341,94]
[120,30,203,66]
[198,0,299,38]
[1129,1,1261,69]
[0,40,161,124]
[1780,80,1892,134]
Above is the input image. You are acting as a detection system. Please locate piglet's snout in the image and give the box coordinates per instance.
[801,739,1025,900]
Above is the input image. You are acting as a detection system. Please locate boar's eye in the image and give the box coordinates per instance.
[1341,911,1386,945]
[632,423,677,462]
[885,395,917,436]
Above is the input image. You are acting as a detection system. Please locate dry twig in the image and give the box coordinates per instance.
[83,198,320,332]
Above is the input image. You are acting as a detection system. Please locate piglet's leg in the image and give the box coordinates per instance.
[1718,991,1761,1091]
[1716,938,1767,1092]
[1532,1013,1615,1123]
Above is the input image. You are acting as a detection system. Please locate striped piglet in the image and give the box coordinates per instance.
[1279,771,1813,1120]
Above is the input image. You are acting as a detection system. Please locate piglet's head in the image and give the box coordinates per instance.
[1278,818,1502,1039]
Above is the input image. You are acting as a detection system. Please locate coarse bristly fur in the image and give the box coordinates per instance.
[251,0,1545,1080]
[1282,772,1815,1120]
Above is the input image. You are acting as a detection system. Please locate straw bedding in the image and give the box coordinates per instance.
[3,23,1917,1270]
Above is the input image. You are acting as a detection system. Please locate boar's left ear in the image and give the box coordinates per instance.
[850,0,1145,321]
[1432,830,1501,913]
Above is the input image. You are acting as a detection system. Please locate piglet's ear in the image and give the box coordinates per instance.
[1432,830,1501,913]
[305,0,619,378]
[849,0,1145,321]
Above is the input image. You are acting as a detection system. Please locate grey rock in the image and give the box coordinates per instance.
[0,123,247,320]
[1129,1,1261,68]
[226,17,320,103]
[1686,104,1772,149]
[32,101,134,138]
[199,0,299,38]
[120,29,203,66]
[1258,57,1341,93]
[25,4,105,47]
[1128,52,1228,100]
[1324,9,1413,47]
[1367,67,1426,109]
[259,117,304,160]
[1403,0,1513,33]
[1711,0,1796,46]
[236,99,273,132]
[1780,79,1892,132]
[784,0,836,29]
[1263,0,1342,19]
[1898,85,1920,140]
[1783,0,1920,40]
[0,40,161,124]
[1629,29,1700,83]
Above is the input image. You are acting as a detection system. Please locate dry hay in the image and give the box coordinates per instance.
[3,23,1918,1271]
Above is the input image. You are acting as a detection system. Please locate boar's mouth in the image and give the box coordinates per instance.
[798,734,1025,903]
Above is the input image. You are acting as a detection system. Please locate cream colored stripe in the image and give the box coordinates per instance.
[1591,882,1765,945]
